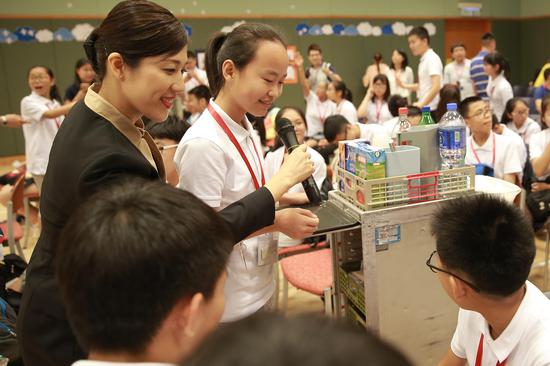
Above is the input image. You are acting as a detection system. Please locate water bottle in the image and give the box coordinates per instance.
[419,106,435,125]
[390,107,410,151]
[438,103,466,169]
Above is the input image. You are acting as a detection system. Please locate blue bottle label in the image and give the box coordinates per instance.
[439,127,466,150]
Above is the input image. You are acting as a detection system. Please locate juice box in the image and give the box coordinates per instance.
[355,144,386,180]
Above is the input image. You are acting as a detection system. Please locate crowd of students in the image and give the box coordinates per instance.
[0,0,550,365]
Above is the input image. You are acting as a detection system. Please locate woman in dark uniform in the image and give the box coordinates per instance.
[17,2,316,365]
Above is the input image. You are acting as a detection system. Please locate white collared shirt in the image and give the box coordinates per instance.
[506,118,541,145]
[465,131,522,179]
[450,281,550,365]
[418,48,443,110]
[20,91,64,175]
[336,99,358,125]
[175,100,273,322]
[72,361,171,366]
[487,73,514,121]
[529,129,550,179]
[365,99,393,124]
[499,125,527,172]
[443,60,475,100]
[358,122,389,143]
[387,67,414,101]
[183,67,209,93]
[305,91,336,138]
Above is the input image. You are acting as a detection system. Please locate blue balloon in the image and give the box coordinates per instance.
[295,23,309,36]
[343,25,358,36]
[332,24,345,35]
[308,25,322,36]
[0,29,18,44]
[14,27,36,42]
[382,24,393,35]
[53,27,74,41]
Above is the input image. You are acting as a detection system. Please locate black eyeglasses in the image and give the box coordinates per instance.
[426,250,481,293]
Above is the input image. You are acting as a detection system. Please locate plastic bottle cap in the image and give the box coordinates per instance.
[421,106,431,113]
[398,107,408,115]
[447,103,458,111]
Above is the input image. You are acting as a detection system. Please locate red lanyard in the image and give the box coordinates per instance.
[375,100,383,122]
[475,333,508,366]
[471,134,495,167]
[207,103,265,190]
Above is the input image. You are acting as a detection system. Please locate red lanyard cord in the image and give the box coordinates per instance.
[475,333,508,366]
[470,134,496,167]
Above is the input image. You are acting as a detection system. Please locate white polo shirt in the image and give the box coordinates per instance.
[175,100,274,322]
[418,48,443,110]
[20,91,64,175]
[443,60,475,100]
[465,132,522,179]
[500,125,527,172]
[183,67,209,93]
[305,91,336,138]
[336,99,358,125]
[487,73,514,122]
[451,281,550,365]
[529,129,550,179]
[358,122,389,143]
[506,117,541,145]
[382,116,400,138]
[365,100,393,124]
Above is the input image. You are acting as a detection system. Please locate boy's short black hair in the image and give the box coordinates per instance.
[307,43,322,54]
[56,178,233,353]
[147,115,191,142]
[481,32,495,43]
[388,95,408,117]
[188,85,212,102]
[187,50,197,59]
[450,43,465,53]
[408,26,430,43]
[184,313,413,366]
[431,194,535,297]
[459,96,483,118]
[323,114,349,143]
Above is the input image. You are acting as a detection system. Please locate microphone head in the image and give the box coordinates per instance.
[275,117,294,135]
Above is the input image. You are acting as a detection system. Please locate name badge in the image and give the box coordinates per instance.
[257,233,278,267]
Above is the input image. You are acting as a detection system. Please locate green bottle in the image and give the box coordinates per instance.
[419,106,435,125]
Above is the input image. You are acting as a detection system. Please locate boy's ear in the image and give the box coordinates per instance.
[171,293,205,339]
[449,276,469,301]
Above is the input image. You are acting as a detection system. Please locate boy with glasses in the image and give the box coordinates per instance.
[460,96,521,183]
[429,194,550,366]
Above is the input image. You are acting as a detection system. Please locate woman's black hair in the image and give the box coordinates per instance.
[332,80,353,102]
[205,23,287,98]
[501,97,529,124]
[435,84,461,122]
[73,58,93,84]
[390,49,409,70]
[483,52,511,81]
[147,115,191,142]
[371,74,391,102]
[28,65,61,103]
[83,0,187,81]
[272,106,307,150]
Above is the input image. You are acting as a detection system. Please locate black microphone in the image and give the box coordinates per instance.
[275,118,322,205]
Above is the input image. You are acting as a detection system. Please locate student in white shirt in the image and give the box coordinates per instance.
[294,52,336,142]
[175,23,319,323]
[492,120,527,174]
[183,50,209,93]
[501,97,540,145]
[443,43,474,100]
[484,52,513,122]
[264,107,326,247]
[185,85,210,125]
[530,96,550,182]
[20,65,84,192]
[357,74,393,124]
[58,180,235,366]
[382,95,407,138]
[387,49,414,103]
[327,80,358,124]
[304,43,342,91]
[323,114,388,146]
[460,96,522,183]
[399,26,442,110]
[431,195,550,366]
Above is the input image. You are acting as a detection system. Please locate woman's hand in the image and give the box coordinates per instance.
[531,182,550,192]
[275,208,319,239]
[264,144,314,202]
